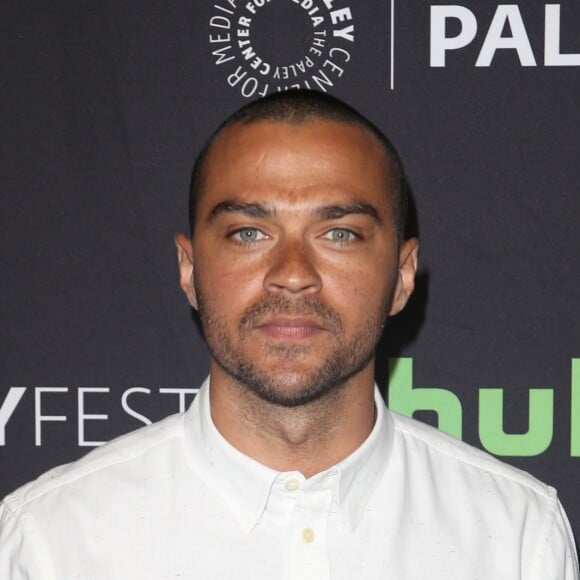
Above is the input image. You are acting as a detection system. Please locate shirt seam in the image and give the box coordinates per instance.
[2,500,57,580]
[528,492,558,579]
[7,421,184,513]
[392,416,552,499]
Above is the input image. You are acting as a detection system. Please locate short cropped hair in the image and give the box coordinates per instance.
[189,89,409,242]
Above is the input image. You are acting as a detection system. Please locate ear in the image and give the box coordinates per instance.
[175,233,198,310]
[389,237,419,316]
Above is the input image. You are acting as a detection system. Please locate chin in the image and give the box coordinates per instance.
[237,367,348,408]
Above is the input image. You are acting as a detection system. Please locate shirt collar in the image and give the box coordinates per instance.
[184,377,393,533]
[333,387,394,529]
[184,377,278,534]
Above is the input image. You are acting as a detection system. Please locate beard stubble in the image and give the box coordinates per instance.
[195,286,392,408]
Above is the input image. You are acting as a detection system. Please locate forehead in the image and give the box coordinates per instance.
[199,119,393,211]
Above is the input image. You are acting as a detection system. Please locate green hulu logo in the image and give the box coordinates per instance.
[387,358,580,457]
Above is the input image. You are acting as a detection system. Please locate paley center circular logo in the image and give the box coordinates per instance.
[208,0,355,98]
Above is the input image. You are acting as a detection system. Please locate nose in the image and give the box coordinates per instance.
[263,238,322,296]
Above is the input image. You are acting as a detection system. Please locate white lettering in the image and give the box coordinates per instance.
[215,4,235,16]
[430,6,477,67]
[159,388,198,413]
[227,66,248,87]
[322,58,344,76]
[35,387,68,446]
[330,8,352,25]
[312,69,334,91]
[209,33,231,43]
[121,388,153,426]
[545,4,580,66]
[78,387,109,447]
[476,5,536,67]
[240,45,257,60]
[212,44,235,65]
[333,25,354,42]
[241,76,259,97]
[209,15,231,29]
[329,46,351,62]
[0,387,26,445]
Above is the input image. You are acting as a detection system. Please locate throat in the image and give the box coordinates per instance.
[210,371,376,478]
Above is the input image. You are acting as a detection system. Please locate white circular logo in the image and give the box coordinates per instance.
[209,0,355,98]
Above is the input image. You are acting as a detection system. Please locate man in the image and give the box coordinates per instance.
[0,90,577,578]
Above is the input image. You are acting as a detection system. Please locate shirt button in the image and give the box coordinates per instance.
[285,477,300,492]
[302,527,315,544]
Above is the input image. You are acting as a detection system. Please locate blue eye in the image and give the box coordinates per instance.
[325,228,356,243]
[231,228,265,244]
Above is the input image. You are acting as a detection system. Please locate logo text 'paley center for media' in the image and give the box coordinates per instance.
[209,0,355,98]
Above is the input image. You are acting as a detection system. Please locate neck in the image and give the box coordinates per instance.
[209,363,376,478]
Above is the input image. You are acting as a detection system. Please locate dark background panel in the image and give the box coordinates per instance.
[1,0,579,536]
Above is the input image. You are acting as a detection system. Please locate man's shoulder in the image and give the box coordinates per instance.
[3,411,187,516]
[387,408,554,501]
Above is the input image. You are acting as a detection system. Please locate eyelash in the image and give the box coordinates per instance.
[322,228,359,245]
[228,227,360,246]
[229,227,267,245]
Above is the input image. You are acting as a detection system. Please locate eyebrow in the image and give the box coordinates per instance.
[313,202,382,223]
[207,200,381,224]
[207,201,275,222]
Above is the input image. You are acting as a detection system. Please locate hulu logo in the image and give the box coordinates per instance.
[387,357,580,457]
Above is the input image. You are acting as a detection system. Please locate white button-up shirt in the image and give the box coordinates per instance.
[1,378,578,579]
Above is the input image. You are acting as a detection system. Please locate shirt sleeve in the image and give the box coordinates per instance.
[0,500,43,580]
[0,502,25,579]
[537,497,579,579]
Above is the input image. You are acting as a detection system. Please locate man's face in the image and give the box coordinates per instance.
[176,119,418,407]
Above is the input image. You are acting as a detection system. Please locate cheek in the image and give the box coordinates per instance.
[195,254,265,315]
[322,263,393,320]
[327,245,398,315]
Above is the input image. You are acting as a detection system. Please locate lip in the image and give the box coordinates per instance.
[256,316,325,339]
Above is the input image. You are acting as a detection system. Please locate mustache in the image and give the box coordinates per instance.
[239,295,343,333]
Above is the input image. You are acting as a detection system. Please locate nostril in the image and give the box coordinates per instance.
[264,244,322,294]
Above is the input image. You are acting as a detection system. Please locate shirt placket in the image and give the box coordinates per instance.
[285,482,334,580]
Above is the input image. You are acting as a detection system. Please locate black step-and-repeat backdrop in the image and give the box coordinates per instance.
[1,0,579,536]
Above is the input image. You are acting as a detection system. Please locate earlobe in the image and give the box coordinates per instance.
[389,237,419,316]
[174,233,198,310]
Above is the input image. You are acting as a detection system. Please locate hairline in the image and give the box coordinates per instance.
[189,106,408,243]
